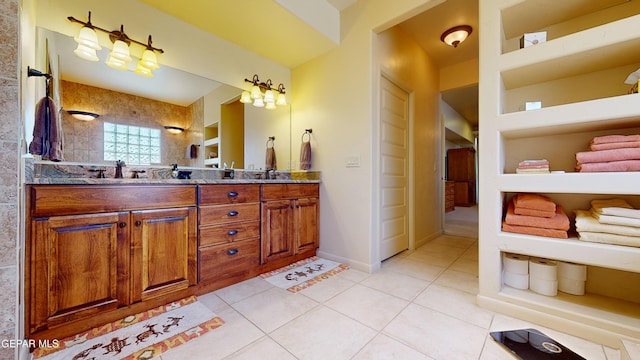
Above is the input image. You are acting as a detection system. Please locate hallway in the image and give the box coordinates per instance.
[444,205,479,239]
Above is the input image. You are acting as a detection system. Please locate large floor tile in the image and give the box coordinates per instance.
[224,336,297,360]
[160,307,264,360]
[299,272,355,302]
[214,277,274,305]
[413,284,493,329]
[270,306,377,360]
[382,258,445,282]
[325,284,409,330]
[384,303,486,360]
[352,334,435,360]
[231,287,319,333]
[433,268,479,294]
[360,270,430,301]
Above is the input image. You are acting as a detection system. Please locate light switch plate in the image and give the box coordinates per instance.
[345,155,361,168]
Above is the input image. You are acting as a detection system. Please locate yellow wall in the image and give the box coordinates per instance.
[291,0,444,270]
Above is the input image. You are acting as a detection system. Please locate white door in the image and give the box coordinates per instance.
[380,76,410,260]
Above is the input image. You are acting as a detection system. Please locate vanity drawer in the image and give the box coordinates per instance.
[200,221,260,247]
[261,183,319,201]
[199,203,260,225]
[199,239,259,283]
[199,184,260,205]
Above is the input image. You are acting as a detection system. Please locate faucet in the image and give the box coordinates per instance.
[265,168,276,180]
[170,163,178,178]
[115,160,125,178]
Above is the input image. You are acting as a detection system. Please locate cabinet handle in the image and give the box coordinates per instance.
[228,210,239,217]
[228,191,239,197]
[227,248,239,256]
[119,222,127,228]
[135,220,142,226]
[227,229,238,236]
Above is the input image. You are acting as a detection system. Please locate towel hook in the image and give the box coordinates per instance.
[302,129,312,142]
[266,136,275,148]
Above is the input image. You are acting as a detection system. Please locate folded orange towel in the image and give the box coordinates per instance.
[502,222,568,239]
[505,202,569,230]
[513,193,556,213]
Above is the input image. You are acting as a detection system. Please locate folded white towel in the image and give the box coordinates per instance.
[591,209,640,228]
[575,210,640,237]
[590,199,640,219]
[578,231,640,248]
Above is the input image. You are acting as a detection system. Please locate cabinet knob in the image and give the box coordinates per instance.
[135,220,142,226]
[228,210,239,217]
[227,229,238,236]
[227,248,239,256]
[119,222,127,228]
[228,191,239,197]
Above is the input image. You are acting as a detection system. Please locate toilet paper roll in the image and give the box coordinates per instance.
[558,277,586,295]
[557,261,587,281]
[529,257,558,281]
[504,253,530,275]
[503,270,529,289]
[530,277,558,296]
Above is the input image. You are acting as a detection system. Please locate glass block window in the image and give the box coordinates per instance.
[104,122,161,165]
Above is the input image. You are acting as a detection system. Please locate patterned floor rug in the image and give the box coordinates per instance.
[33,296,224,360]
[259,256,349,293]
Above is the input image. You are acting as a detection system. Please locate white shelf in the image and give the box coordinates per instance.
[497,287,640,340]
[497,231,640,273]
[498,172,640,195]
[203,137,219,147]
[204,158,219,166]
[497,94,640,138]
[500,15,640,90]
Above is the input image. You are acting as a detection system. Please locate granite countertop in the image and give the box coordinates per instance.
[25,159,321,185]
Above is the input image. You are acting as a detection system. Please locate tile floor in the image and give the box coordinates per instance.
[159,230,621,359]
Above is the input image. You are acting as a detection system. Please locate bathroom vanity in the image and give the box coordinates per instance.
[25,163,320,342]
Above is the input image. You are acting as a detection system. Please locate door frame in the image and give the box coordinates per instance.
[372,71,415,268]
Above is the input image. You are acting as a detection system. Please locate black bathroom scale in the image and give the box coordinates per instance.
[489,328,586,359]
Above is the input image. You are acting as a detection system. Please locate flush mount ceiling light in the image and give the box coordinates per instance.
[68,11,164,77]
[67,110,100,121]
[440,25,473,48]
[164,125,185,134]
[240,75,287,109]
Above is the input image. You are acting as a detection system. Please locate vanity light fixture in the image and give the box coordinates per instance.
[67,110,100,121]
[440,25,473,48]
[164,125,185,134]
[68,11,164,77]
[240,75,287,109]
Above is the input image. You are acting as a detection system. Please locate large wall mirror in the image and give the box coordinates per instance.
[35,27,291,170]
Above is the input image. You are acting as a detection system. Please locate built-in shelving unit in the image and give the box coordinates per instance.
[478,0,640,349]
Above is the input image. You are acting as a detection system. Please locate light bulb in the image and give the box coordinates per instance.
[139,49,159,70]
[253,97,265,107]
[109,40,132,62]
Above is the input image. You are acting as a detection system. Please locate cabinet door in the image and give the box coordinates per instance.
[29,212,129,333]
[294,197,319,254]
[261,200,294,264]
[130,207,197,302]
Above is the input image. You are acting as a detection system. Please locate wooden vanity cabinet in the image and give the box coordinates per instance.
[198,184,261,287]
[26,185,197,339]
[261,184,319,264]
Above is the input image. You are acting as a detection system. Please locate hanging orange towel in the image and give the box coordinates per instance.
[300,141,311,170]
